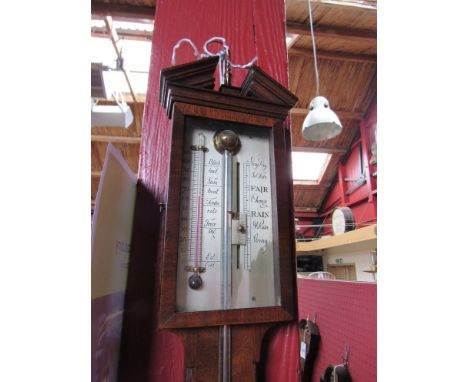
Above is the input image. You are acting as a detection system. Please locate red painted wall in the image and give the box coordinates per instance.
[363,105,377,191]
[320,185,341,215]
[297,279,377,382]
[319,103,377,236]
[119,0,300,380]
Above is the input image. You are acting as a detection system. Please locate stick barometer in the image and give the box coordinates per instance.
[158,56,298,381]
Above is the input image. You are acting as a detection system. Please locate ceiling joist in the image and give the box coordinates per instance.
[294,206,318,213]
[92,3,155,21]
[288,47,376,64]
[91,135,141,144]
[92,170,137,177]
[91,26,152,42]
[291,0,376,10]
[291,146,347,154]
[286,22,376,44]
[291,108,362,120]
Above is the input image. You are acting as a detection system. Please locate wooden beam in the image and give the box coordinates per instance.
[293,0,376,10]
[294,207,318,213]
[91,3,155,21]
[92,170,137,177]
[91,27,152,42]
[296,224,377,253]
[292,146,347,154]
[288,47,376,63]
[291,107,362,120]
[92,94,146,103]
[91,135,141,144]
[286,22,376,43]
[104,16,138,102]
[294,181,332,187]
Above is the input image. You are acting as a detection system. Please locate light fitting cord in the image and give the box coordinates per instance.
[308,0,320,97]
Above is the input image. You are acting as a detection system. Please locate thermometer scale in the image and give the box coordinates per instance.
[242,161,252,271]
[185,132,208,290]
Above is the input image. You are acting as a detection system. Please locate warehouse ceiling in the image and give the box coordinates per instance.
[91,0,377,213]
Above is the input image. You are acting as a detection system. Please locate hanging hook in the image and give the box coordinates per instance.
[203,37,232,85]
[343,344,350,366]
[304,314,310,331]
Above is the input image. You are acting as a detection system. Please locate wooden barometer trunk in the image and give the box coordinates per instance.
[158,56,298,381]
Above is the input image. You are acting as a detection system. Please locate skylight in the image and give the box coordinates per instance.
[291,152,330,182]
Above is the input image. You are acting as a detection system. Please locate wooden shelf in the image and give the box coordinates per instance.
[296,224,377,254]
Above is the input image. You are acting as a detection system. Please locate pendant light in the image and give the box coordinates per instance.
[302,0,343,141]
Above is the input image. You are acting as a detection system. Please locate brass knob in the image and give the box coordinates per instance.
[213,130,241,155]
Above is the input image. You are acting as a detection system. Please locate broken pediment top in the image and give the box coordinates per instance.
[159,57,298,112]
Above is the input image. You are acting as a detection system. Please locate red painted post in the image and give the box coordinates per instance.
[359,120,373,196]
[118,1,300,381]
[338,162,348,205]
[359,117,377,218]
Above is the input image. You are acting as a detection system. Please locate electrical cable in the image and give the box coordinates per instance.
[308,0,320,97]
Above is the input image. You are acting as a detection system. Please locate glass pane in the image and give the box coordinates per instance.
[292,152,330,181]
[176,118,280,312]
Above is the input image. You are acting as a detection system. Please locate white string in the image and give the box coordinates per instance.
[230,56,258,69]
[308,0,320,97]
[171,36,257,69]
[203,36,229,58]
[171,38,202,65]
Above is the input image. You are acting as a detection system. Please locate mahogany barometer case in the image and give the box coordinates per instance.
[158,56,298,381]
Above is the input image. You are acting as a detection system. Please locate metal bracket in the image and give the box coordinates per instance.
[344,175,366,183]
[345,176,366,195]
[190,145,208,152]
[184,266,206,273]
[231,212,247,245]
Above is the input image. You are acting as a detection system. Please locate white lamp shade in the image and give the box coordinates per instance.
[301,96,343,141]
[91,103,134,129]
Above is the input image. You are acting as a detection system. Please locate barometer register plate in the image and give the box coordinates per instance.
[176,117,281,313]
